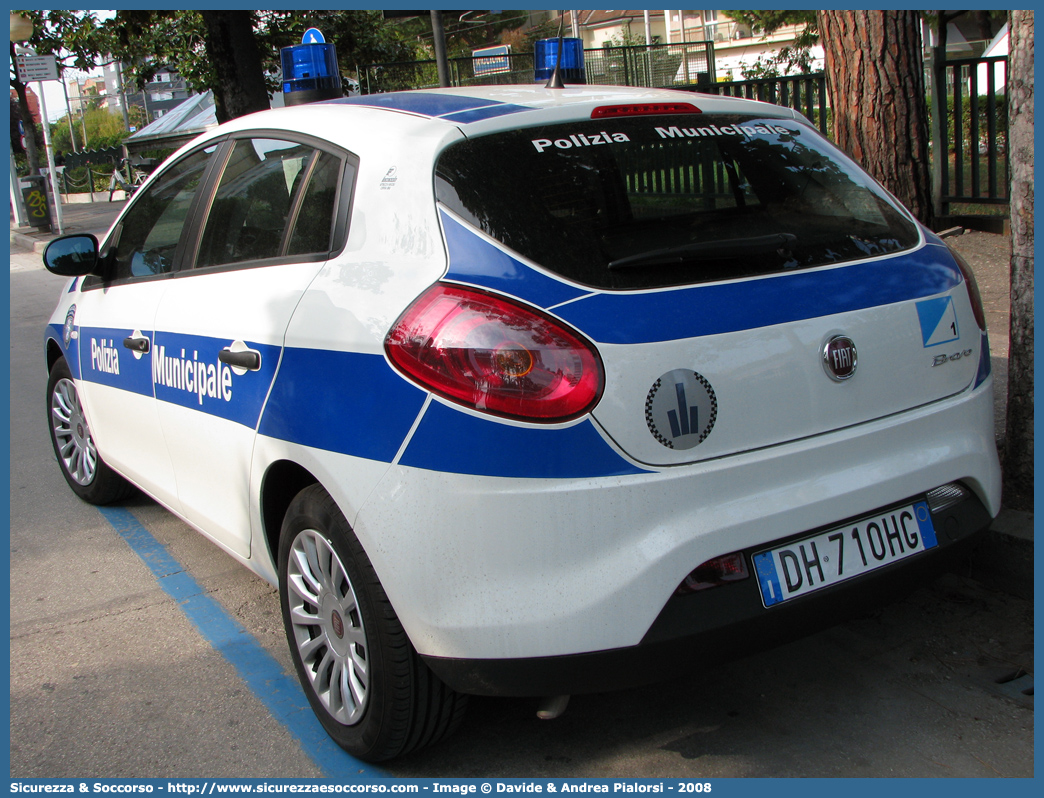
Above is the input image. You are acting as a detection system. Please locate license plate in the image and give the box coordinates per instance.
[753,501,938,607]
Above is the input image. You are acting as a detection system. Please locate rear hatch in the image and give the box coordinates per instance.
[435,107,982,466]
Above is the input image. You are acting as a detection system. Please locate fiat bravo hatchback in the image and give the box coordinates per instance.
[43,86,1001,761]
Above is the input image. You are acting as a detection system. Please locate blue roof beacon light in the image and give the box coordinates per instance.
[281,28,342,106]
[534,37,586,85]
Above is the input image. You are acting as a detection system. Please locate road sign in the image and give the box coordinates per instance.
[16,53,59,83]
[473,45,511,76]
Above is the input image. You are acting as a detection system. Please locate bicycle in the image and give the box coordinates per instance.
[108,158,148,201]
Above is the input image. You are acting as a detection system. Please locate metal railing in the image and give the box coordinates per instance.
[931,54,1009,214]
[360,48,829,137]
[360,46,1009,220]
[583,41,716,89]
[361,41,717,95]
[687,73,829,135]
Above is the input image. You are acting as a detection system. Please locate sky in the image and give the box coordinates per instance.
[33,69,100,124]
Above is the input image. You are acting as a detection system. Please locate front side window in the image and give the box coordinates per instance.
[436,114,920,290]
[108,145,216,280]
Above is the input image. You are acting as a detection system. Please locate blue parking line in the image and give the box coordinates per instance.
[97,505,384,779]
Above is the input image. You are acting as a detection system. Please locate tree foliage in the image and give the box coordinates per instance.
[498,17,558,57]
[102,10,420,97]
[11,9,111,72]
[50,107,129,154]
[432,11,531,58]
[104,11,211,93]
[380,11,531,59]
[721,9,818,79]
[721,10,818,47]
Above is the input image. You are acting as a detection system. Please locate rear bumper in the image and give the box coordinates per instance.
[423,486,993,696]
[356,377,1000,663]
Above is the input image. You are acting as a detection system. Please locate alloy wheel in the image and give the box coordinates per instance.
[51,377,97,486]
[286,528,369,725]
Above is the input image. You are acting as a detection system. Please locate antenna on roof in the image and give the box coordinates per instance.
[544,14,567,89]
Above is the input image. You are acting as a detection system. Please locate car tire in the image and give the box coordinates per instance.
[47,358,135,505]
[278,484,468,762]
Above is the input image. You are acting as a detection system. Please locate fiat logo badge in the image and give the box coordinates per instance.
[823,336,858,381]
[330,610,345,639]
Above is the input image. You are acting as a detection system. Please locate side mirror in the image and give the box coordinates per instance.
[43,234,100,277]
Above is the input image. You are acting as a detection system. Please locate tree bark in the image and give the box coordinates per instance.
[199,11,270,123]
[817,10,934,228]
[1004,10,1033,507]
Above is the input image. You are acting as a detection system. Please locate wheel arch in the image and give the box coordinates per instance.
[260,459,320,567]
[46,337,65,373]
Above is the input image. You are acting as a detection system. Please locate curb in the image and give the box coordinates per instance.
[10,229,50,254]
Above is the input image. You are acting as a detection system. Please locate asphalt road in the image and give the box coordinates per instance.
[8,248,1033,779]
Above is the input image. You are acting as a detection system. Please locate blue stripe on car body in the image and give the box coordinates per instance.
[326,93,536,123]
[258,348,428,464]
[440,211,591,309]
[398,400,650,478]
[256,348,647,478]
[442,104,532,124]
[77,326,154,397]
[440,216,965,345]
[557,245,963,344]
[57,226,971,481]
[151,331,281,429]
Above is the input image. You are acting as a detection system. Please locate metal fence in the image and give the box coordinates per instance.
[62,145,124,170]
[360,45,1007,220]
[361,41,717,95]
[931,54,1008,214]
[582,41,716,89]
[684,73,829,135]
[361,46,827,136]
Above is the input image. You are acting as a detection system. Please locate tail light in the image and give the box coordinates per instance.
[947,245,988,331]
[385,283,604,422]
[676,552,750,595]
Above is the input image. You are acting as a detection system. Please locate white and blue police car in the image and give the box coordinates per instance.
[43,85,1001,761]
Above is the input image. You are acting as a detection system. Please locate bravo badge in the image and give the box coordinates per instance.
[646,369,717,449]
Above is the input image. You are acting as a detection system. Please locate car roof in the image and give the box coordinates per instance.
[334,85,801,133]
[168,85,811,176]
[204,85,804,142]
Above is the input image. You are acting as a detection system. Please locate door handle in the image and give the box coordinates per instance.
[219,347,261,371]
[123,336,150,354]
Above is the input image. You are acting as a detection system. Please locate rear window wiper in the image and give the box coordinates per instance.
[607,233,797,270]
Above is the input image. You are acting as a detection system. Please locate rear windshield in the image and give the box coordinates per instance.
[435,114,920,290]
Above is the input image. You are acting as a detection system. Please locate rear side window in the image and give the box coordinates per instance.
[435,115,920,290]
[287,150,341,256]
[196,138,344,269]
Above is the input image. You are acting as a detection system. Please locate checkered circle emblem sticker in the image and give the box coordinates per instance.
[645,369,717,449]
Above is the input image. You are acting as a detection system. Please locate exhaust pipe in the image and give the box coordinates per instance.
[536,695,570,720]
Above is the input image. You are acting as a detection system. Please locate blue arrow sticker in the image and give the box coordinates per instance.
[916,296,959,347]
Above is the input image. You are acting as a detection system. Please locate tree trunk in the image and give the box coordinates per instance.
[1004,10,1033,507]
[817,10,934,228]
[200,11,270,123]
